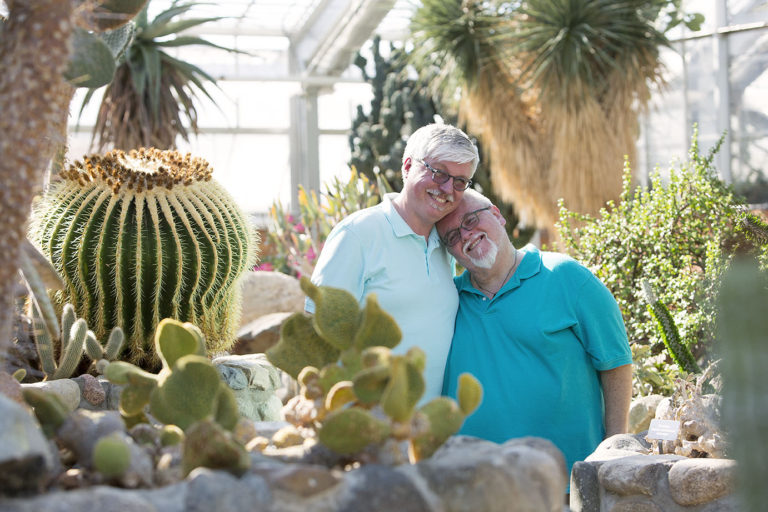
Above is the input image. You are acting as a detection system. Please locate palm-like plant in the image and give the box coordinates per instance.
[81,0,241,151]
[410,0,695,231]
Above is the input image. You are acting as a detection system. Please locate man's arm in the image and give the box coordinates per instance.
[600,363,633,437]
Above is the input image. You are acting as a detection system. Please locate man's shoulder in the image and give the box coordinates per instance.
[538,250,595,279]
[332,202,389,233]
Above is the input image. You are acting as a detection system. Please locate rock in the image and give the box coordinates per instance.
[117,433,155,488]
[0,485,157,512]
[0,371,24,404]
[570,461,600,512]
[56,410,125,465]
[629,395,664,434]
[420,436,566,512]
[234,311,292,355]
[213,354,283,421]
[72,374,105,408]
[597,454,681,496]
[266,464,340,498]
[0,394,55,496]
[608,496,662,512]
[339,464,431,512]
[668,458,736,506]
[183,468,272,512]
[586,433,651,463]
[22,379,81,412]
[238,271,305,328]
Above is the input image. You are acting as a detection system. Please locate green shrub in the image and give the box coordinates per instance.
[556,131,753,395]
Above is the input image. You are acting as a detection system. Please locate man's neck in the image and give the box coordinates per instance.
[471,245,519,297]
[391,194,432,238]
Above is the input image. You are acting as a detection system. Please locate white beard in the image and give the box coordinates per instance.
[464,236,498,269]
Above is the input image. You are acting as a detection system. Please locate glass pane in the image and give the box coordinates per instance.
[729,28,768,203]
[319,134,355,193]
[175,134,291,216]
[684,37,724,153]
[640,44,689,176]
[728,0,768,25]
[318,82,372,131]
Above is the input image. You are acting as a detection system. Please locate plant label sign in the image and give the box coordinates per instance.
[647,419,680,440]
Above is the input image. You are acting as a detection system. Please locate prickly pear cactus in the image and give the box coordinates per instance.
[267,277,482,463]
[31,148,257,370]
[105,318,240,431]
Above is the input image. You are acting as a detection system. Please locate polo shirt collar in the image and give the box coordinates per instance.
[381,193,441,245]
[456,243,542,296]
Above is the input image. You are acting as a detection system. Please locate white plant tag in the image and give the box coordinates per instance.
[647,419,680,440]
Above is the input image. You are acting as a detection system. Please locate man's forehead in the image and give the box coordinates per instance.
[439,201,478,230]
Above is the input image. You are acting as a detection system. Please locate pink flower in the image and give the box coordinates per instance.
[306,246,317,262]
[286,214,296,224]
[294,222,306,234]
[254,262,274,272]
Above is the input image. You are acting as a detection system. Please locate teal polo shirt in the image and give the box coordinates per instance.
[308,193,459,402]
[442,244,631,476]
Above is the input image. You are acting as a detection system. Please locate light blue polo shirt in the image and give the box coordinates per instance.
[308,193,459,402]
[442,244,632,476]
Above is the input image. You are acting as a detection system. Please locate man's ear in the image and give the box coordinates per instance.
[490,204,507,227]
[402,157,412,179]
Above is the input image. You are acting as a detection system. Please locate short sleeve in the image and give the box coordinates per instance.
[571,269,632,371]
[305,224,366,313]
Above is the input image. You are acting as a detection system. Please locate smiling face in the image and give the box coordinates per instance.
[399,157,474,233]
[437,193,507,272]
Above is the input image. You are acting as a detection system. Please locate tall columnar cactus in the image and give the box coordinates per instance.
[267,278,483,462]
[641,280,701,374]
[718,257,768,510]
[30,148,257,369]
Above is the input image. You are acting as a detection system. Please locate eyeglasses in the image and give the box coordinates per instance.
[440,206,491,247]
[420,159,472,191]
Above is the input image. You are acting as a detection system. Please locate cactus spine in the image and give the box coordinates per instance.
[31,148,257,370]
[30,300,125,380]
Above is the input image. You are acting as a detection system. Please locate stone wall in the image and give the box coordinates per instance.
[570,433,738,512]
[0,435,570,512]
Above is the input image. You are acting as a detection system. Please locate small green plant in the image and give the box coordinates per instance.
[266,278,482,462]
[557,129,751,395]
[263,169,389,277]
[92,433,132,478]
[105,318,248,476]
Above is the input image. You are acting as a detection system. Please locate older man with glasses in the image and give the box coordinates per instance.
[436,189,633,488]
[307,123,479,401]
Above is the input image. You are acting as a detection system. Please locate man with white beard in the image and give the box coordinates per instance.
[436,189,633,482]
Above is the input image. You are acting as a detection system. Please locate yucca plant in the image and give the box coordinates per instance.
[79,0,243,151]
[409,0,701,231]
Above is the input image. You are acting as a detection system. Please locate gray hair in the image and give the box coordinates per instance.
[403,123,480,176]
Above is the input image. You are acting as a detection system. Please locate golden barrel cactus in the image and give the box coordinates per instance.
[31,148,257,370]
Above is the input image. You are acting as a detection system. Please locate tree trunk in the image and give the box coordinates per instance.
[0,0,76,354]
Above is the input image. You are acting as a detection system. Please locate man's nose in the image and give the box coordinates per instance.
[438,179,454,193]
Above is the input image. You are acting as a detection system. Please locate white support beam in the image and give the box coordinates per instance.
[291,0,397,77]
